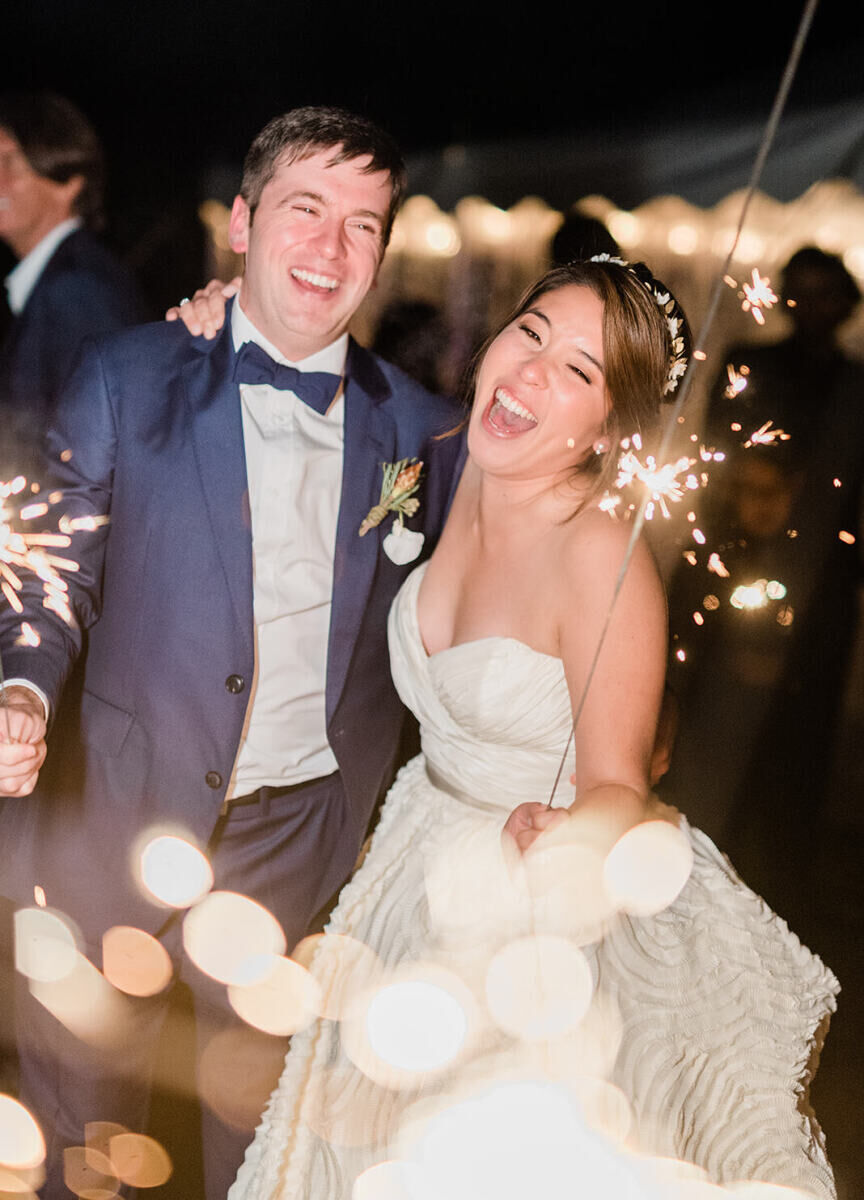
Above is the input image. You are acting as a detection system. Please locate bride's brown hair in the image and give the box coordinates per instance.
[461,260,690,501]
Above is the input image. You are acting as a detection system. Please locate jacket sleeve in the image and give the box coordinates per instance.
[0,338,117,710]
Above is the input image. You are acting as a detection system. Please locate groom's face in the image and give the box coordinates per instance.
[229,149,393,361]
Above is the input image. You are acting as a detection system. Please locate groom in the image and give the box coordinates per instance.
[0,106,462,1197]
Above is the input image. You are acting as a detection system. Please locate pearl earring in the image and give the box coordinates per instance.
[593,438,609,455]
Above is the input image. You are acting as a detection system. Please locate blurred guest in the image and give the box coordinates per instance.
[0,92,144,473]
[371,298,448,393]
[550,209,619,267]
[670,251,864,936]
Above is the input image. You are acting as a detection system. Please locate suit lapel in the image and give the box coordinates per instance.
[326,341,396,721]
[182,313,254,660]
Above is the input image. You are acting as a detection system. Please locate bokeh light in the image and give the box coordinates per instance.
[366,980,468,1071]
[13,907,79,983]
[353,1159,428,1200]
[102,926,173,997]
[28,953,131,1048]
[343,966,475,1088]
[62,1145,117,1199]
[227,953,321,1035]
[402,1079,660,1200]
[485,935,594,1041]
[0,1097,45,1170]
[293,933,383,1021]
[182,891,285,984]
[138,835,213,908]
[302,1067,398,1149]
[603,821,694,916]
[108,1133,172,1188]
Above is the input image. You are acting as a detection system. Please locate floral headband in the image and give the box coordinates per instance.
[589,255,690,395]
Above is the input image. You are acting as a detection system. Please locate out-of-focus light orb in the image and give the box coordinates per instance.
[842,244,864,278]
[13,907,78,983]
[0,1163,40,1195]
[293,933,383,1021]
[764,580,787,600]
[603,821,694,916]
[776,605,795,627]
[0,1097,45,1170]
[703,594,719,611]
[303,1066,397,1149]
[730,581,767,610]
[726,1183,818,1199]
[353,1159,427,1200]
[478,204,511,243]
[667,225,698,256]
[607,211,641,246]
[569,1077,632,1145]
[182,891,285,985]
[423,220,461,257]
[486,935,593,1041]
[139,835,213,908]
[102,926,173,997]
[108,1133,172,1188]
[734,231,766,263]
[839,529,856,545]
[62,1145,117,1199]
[365,978,468,1072]
[404,1079,660,1200]
[228,953,321,1035]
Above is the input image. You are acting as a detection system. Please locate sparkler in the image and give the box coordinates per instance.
[724,363,750,400]
[0,476,104,740]
[743,420,790,449]
[726,268,779,325]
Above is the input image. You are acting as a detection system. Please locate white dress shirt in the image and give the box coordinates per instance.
[4,217,82,314]
[228,300,347,798]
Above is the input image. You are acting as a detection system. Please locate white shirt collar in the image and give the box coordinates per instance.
[231,298,348,377]
[4,217,83,315]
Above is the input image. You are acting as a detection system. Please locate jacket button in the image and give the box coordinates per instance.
[205,771,223,789]
[225,674,245,694]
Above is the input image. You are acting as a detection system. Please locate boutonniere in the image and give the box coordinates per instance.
[359,457,425,564]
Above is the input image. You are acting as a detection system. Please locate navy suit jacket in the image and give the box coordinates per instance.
[0,227,145,468]
[0,314,464,937]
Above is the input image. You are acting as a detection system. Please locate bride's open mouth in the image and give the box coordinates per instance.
[484,387,538,436]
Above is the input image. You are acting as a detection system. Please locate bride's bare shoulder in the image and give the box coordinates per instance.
[560,506,661,594]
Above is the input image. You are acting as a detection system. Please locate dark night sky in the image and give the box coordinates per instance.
[5,0,863,306]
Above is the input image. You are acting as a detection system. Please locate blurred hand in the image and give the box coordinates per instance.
[0,686,47,797]
[502,801,569,856]
[165,276,241,339]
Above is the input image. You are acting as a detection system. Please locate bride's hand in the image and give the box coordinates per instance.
[502,801,569,856]
[165,276,241,338]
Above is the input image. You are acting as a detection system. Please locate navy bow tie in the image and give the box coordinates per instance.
[233,341,342,415]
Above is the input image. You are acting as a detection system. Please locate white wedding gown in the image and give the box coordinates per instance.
[230,564,838,1200]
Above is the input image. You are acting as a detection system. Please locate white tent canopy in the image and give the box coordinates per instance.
[406,97,864,211]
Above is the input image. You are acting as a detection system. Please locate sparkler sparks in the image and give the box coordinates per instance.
[610,436,702,521]
[1,478,82,630]
[727,268,779,325]
[744,421,790,449]
[724,363,750,400]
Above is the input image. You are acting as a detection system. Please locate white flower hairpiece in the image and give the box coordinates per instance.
[589,255,689,394]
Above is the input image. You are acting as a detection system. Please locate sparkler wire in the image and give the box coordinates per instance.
[547,0,821,806]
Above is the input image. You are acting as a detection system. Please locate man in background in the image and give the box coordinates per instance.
[0,91,144,473]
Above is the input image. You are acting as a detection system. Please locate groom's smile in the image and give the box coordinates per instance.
[228,149,393,362]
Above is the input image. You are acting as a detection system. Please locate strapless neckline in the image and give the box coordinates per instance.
[409,562,564,668]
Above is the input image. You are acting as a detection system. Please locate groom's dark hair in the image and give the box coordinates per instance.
[240,106,406,248]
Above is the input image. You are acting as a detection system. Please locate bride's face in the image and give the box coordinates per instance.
[468,284,609,484]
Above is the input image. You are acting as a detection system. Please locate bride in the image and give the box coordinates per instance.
[179,259,837,1199]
